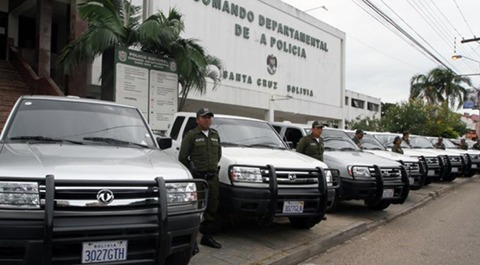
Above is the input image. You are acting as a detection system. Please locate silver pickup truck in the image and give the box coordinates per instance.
[0,96,207,265]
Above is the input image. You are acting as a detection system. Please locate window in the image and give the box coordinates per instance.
[284,128,304,148]
[345,96,349,105]
[169,116,185,140]
[367,102,379,112]
[351,99,365,109]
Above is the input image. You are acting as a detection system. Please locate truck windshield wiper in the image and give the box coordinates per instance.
[83,137,148,148]
[340,147,357,151]
[247,143,284,149]
[9,136,84,145]
[221,142,246,147]
[324,146,336,151]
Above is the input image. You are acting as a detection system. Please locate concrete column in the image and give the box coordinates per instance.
[67,0,90,97]
[35,0,52,78]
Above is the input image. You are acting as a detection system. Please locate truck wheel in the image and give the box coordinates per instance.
[326,193,339,213]
[424,177,432,185]
[166,246,192,265]
[288,216,321,229]
[442,174,456,182]
[464,172,475,177]
[365,200,391,211]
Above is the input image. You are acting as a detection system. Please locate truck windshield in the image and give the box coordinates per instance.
[212,118,286,149]
[410,137,435,149]
[322,129,360,151]
[5,98,156,148]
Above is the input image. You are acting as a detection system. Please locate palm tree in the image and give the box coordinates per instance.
[410,67,471,109]
[58,0,222,109]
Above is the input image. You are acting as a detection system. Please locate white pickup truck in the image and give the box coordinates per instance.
[166,112,340,229]
[271,122,410,211]
[0,96,207,265]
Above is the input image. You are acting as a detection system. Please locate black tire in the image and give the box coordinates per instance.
[410,184,422,191]
[442,174,456,182]
[424,177,432,185]
[464,172,475,178]
[288,216,321,229]
[166,246,192,265]
[365,200,391,211]
[326,192,339,213]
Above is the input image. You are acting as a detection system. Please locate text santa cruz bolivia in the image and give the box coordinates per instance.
[194,0,329,58]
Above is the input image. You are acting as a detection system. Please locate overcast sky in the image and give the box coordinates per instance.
[280,0,480,110]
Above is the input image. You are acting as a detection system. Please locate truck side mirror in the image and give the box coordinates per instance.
[157,137,172,150]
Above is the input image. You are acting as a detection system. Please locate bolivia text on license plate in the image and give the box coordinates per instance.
[82,240,127,264]
[427,170,435,176]
[451,167,458,173]
[472,164,477,169]
[283,201,304,213]
[382,189,394,198]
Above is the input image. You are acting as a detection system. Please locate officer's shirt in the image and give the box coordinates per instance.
[296,134,324,161]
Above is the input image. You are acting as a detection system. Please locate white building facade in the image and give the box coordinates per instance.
[149,0,346,127]
[344,90,382,126]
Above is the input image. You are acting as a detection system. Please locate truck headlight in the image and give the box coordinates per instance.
[324,170,333,184]
[348,166,371,178]
[230,166,263,183]
[0,182,40,209]
[165,182,197,204]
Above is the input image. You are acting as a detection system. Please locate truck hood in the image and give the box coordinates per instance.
[324,150,401,167]
[221,147,328,168]
[364,150,417,162]
[0,143,191,181]
[402,149,440,157]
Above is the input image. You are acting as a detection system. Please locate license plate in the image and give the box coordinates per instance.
[427,170,435,176]
[451,167,458,173]
[283,201,304,213]
[82,240,127,264]
[409,177,414,185]
[382,189,394,198]
[472,164,477,169]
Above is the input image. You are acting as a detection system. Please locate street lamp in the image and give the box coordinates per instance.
[452,54,480,138]
[303,5,328,12]
[267,94,293,122]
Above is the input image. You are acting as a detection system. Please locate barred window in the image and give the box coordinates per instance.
[351,99,364,109]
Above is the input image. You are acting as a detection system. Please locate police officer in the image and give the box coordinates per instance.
[459,138,469,150]
[402,131,412,147]
[392,136,404,154]
[296,121,324,161]
[179,107,222,250]
[473,139,480,150]
[352,129,365,149]
[433,137,446,150]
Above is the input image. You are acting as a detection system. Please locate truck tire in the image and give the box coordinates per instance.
[166,246,193,265]
[288,216,321,229]
[326,193,339,213]
[365,200,391,211]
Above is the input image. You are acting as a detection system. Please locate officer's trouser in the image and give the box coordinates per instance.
[196,172,219,235]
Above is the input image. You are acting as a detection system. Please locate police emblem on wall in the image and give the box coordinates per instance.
[267,54,277,75]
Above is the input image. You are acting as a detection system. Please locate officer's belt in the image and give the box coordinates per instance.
[197,171,217,179]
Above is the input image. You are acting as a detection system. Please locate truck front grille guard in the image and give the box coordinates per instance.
[262,165,329,224]
[368,165,409,205]
[27,175,208,265]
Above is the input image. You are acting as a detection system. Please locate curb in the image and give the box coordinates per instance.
[261,175,477,265]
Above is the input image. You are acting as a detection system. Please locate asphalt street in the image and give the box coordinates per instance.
[189,176,477,265]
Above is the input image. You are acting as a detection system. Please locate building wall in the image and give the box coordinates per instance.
[344,90,381,126]
[152,0,346,125]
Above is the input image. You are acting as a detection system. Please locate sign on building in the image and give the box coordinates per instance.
[114,47,178,131]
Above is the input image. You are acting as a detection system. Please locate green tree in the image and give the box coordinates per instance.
[410,67,471,109]
[58,0,221,110]
[381,100,465,138]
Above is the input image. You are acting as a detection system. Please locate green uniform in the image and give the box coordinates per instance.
[392,144,403,154]
[433,143,445,150]
[179,127,222,235]
[459,143,468,150]
[296,134,324,161]
[473,143,480,150]
[352,136,362,149]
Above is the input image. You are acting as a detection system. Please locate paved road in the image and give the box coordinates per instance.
[301,177,480,265]
[189,177,475,265]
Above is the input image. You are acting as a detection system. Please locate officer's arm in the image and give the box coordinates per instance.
[296,138,306,153]
[178,132,193,168]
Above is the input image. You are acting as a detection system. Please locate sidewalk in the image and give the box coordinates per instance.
[190,176,477,265]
